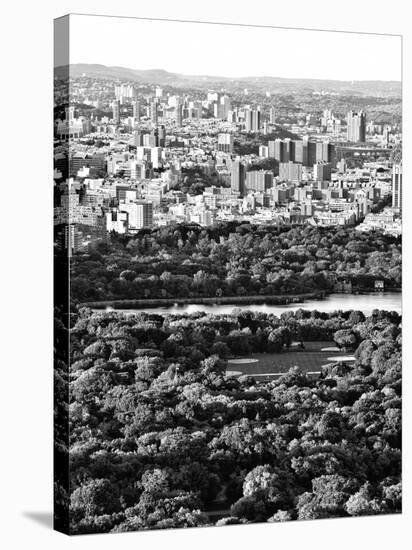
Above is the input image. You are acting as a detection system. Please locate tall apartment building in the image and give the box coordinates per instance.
[314,162,332,181]
[245,170,273,192]
[133,100,140,121]
[157,125,166,147]
[316,141,336,166]
[268,138,291,162]
[269,137,334,167]
[112,100,120,124]
[150,101,159,125]
[175,103,183,126]
[294,140,308,165]
[214,95,231,120]
[114,84,136,101]
[347,110,366,142]
[244,108,261,133]
[279,161,302,183]
[120,201,153,230]
[269,106,276,124]
[221,95,232,120]
[231,160,246,195]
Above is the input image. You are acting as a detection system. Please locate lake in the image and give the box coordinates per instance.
[109,292,401,316]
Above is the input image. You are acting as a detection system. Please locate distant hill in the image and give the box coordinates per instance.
[54,63,401,96]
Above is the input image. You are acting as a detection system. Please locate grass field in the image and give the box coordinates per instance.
[227,341,347,378]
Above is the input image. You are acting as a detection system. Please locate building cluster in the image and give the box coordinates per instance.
[53,77,402,255]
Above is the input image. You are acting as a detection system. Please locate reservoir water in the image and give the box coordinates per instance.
[109,292,401,317]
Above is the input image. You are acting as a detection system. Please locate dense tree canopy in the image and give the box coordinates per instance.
[70,223,401,303]
[63,307,401,533]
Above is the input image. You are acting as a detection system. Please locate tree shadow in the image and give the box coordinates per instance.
[22,511,53,529]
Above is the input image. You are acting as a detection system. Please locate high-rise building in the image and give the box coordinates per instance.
[133,130,144,147]
[305,140,316,167]
[112,100,120,124]
[143,133,157,147]
[268,139,279,159]
[316,141,335,165]
[158,125,166,147]
[314,162,332,181]
[337,159,347,173]
[268,138,290,162]
[120,201,153,230]
[279,162,302,183]
[214,95,232,120]
[347,110,366,142]
[244,108,261,133]
[133,100,140,121]
[269,106,276,124]
[245,170,273,192]
[217,133,234,153]
[294,140,308,165]
[392,164,402,212]
[175,103,183,126]
[150,101,158,125]
[231,160,246,195]
[115,84,136,101]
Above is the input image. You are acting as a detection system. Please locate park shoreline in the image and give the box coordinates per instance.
[80,291,326,310]
[79,288,401,311]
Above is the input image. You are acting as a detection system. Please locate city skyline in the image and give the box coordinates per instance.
[65,14,402,82]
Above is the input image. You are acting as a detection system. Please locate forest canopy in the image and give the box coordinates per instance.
[61,307,402,534]
[70,223,401,304]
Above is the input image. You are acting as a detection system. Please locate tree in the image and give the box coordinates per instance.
[70,478,120,517]
[267,328,284,353]
[230,495,267,522]
[333,329,358,351]
[344,483,382,516]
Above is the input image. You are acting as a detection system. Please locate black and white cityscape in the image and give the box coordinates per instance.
[54,15,402,535]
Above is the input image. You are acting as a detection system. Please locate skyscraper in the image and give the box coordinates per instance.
[347,110,366,142]
[245,170,273,192]
[175,103,183,126]
[392,164,402,212]
[269,106,276,124]
[294,140,308,165]
[112,100,120,124]
[158,125,166,147]
[279,162,302,183]
[150,101,158,125]
[133,100,140,121]
[214,95,232,120]
[313,162,332,181]
[268,138,290,162]
[244,108,261,133]
[133,130,143,147]
[231,160,246,195]
[316,141,336,166]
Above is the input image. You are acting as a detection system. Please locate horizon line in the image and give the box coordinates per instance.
[56,63,402,84]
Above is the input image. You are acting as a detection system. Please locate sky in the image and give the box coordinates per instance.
[66,14,402,82]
